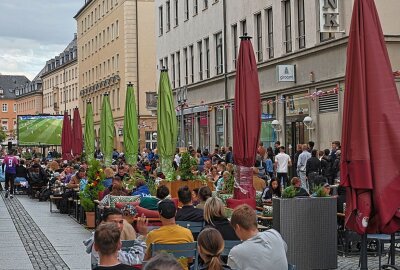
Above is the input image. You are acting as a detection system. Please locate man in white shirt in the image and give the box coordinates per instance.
[297,144,311,192]
[274,146,292,187]
[228,204,288,270]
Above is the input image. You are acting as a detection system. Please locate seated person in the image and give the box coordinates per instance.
[196,186,212,210]
[102,167,115,188]
[131,179,150,197]
[197,228,232,270]
[67,167,85,189]
[311,182,331,197]
[216,171,230,193]
[103,176,129,198]
[261,178,282,203]
[191,188,200,206]
[203,197,239,240]
[139,185,170,210]
[116,165,130,181]
[291,177,310,197]
[252,167,266,192]
[144,253,183,270]
[93,223,132,270]
[141,199,194,270]
[84,208,146,267]
[176,186,204,222]
[228,205,288,270]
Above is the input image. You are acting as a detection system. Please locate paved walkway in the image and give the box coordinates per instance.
[0,192,91,270]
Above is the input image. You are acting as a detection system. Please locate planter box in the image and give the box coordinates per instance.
[160,180,214,198]
[273,197,337,270]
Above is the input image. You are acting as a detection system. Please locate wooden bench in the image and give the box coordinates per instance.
[49,195,62,213]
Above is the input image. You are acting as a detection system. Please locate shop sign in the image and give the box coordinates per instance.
[277,65,296,82]
[320,0,340,33]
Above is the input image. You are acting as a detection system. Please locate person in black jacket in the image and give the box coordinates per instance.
[321,149,334,184]
[175,186,204,222]
[203,197,239,241]
[306,149,321,190]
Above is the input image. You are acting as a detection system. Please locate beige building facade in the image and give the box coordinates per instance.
[75,0,157,152]
[156,0,400,154]
[41,36,79,118]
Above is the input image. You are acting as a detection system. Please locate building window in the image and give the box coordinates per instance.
[205,37,210,78]
[318,92,339,112]
[184,48,188,85]
[2,120,8,131]
[215,32,223,75]
[203,0,208,10]
[189,45,194,83]
[255,12,263,62]
[171,54,176,88]
[166,1,171,31]
[13,104,16,112]
[198,41,203,80]
[193,0,198,15]
[320,31,334,42]
[232,24,238,68]
[2,104,8,112]
[145,131,157,150]
[164,56,168,71]
[159,6,163,35]
[266,8,274,59]
[298,0,306,49]
[215,109,224,146]
[116,20,119,37]
[240,19,247,35]
[184,0,189,20]
[146,92,158,109]
[174,0,178,27]
[284,0,292,53]
[176,51,181,87]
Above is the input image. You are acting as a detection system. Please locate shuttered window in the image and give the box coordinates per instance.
[318,93,338,113]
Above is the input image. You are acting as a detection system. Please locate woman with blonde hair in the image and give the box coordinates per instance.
[103,167,114,188]
[203,197,238,240]
[197,228,232,270]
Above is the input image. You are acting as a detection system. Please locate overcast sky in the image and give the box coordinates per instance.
[0,0,84,80]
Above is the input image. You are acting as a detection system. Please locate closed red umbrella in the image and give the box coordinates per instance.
[61,111,73,160]
[233,35,261,200]
[72,107,83,157]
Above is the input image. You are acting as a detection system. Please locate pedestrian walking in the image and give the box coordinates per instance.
[2,149,19,198]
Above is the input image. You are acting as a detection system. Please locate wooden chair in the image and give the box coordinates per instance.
[151,242,199,270]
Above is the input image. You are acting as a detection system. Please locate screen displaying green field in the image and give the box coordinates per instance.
[18,115,64,146]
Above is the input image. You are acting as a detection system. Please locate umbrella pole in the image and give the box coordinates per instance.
[390,233,395,265]
[360,233,368,270]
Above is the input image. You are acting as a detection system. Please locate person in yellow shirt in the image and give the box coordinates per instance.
[139,199,194,270]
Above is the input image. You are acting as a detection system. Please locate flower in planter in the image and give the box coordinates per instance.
[80,160,106,212]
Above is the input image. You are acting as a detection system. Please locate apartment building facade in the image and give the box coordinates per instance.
[75,0,157,152]
[156,0,400,155]
[41,35,79,118]
[0,75,30,140]
[15,68,44,116]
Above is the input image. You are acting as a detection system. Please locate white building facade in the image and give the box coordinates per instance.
[156,0,400,154]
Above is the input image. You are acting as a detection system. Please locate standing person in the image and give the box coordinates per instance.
[225,146,233,164]
[305,149,321,190]
[257,142,266,161]
[308,141,315,152]
[297,144,311,192]
[274,146,292,188]
[227,205,287,270]
[321,149,334,185]
[273,141,281,156]
[2,150,19,198]
[293,144,302,177]
[331,150,341,184]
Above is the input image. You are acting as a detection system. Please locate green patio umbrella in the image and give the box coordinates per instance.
[123,83,138,165]
[157,69,178,180]
[84,101,95,163]
[100,93,115,166]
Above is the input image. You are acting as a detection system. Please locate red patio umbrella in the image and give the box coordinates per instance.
[72,107,83,157]
[61,111,73,160]
[233,35,261,200]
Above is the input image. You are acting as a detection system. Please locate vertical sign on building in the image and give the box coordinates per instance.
[320,0,340,33]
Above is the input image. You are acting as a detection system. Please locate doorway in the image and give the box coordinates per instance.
[285,119,309,177]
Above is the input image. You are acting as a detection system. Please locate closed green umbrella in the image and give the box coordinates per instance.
[100,93,115,166]
[123,83,138,165]
[84,101,95,163]
[157,69,178,180]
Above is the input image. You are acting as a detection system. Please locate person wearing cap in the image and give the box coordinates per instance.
[141,199,194,270]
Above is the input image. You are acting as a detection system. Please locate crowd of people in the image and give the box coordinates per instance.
[0,139,342,269]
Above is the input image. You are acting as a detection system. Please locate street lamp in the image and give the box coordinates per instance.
[177,86,187,147]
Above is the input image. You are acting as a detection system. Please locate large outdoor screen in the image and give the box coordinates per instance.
[18,115,64,146]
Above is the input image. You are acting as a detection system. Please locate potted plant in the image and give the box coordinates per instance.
[80,160,105,228]
[273,191,337,270]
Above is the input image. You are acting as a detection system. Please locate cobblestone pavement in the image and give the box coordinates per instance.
[337,252,400,269]
[1,192,69,270]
